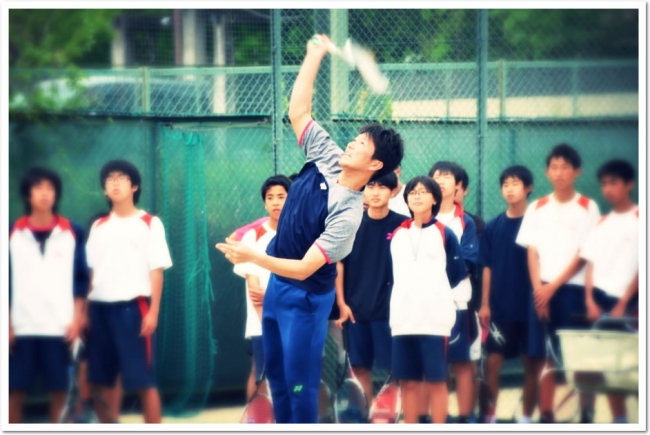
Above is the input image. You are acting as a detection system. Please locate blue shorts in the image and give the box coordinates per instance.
[593,288,638,315]
[392,335,448,382]
[248,336,265,381]
[485,321,528,360]
[548,284,589,358]
[527,295,547,359]
[346,320,392,370]
[447,309,472,362]
[9,336,70,392]
[87,297,156,391]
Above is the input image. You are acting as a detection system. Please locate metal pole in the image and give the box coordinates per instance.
[477,9,488,218]
[271,9,283,175]
[173,9,182,66]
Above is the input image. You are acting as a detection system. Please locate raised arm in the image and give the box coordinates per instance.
[288,34,330,140]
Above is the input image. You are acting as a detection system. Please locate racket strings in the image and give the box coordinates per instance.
[241,395,274,424]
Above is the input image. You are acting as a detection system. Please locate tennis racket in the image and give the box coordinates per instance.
[240,370,274,424]
[334,327,369,423]
[58,339,98,424]
[312,35,389,95]
[369,374,401,424]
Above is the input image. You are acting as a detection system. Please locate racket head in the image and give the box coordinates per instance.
[346,40,389,94]
[369,381,400,424]
[336,377,369,423]
[317,379,336,423]
[240,393,275,424]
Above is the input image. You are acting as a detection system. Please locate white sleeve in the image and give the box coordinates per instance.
[580,201,601,244]
[233,228,257,278]
[580,227,599,262]
[85,223,97,269]
[149,217,173,270]
[515,202,537,248]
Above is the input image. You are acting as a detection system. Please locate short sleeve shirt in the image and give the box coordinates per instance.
[86,210,172,302]
[267,120,364,294]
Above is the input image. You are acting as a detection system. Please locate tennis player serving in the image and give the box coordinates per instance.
[217,34,404,423]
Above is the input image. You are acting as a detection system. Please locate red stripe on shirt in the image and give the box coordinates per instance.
[314,241,332,264]
[298,119,314,147]
[95,215,111,228]
[140,213,153,228]
[577,195,590,211]
[535,196,550,210]
[453,203,466,231]
[434,221,446,245]
[136,297,152,368]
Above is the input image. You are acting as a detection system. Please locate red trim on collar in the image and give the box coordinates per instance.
[535,196,550,210]
[140,213,153,228]
[577,195,590,211]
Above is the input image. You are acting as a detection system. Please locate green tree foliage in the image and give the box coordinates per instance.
[9,9,119,115]
[9,9,118,68]
[489,9,638,60]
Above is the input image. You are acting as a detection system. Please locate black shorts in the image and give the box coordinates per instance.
[485,321,528,360]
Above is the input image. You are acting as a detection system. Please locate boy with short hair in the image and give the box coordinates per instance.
[234,175,291,399]
[335,171,408,403]
[429,161,479,424]
[216,34,404,423]
[9,167,89,423]
[85,160,173,424]
[516,144,600,423]
[389,175,467,423]
[478,165,540,424]
[580,159,638,424]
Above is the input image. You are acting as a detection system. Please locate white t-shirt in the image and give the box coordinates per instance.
[580,207,638,298]
[233,222,276,338]
[86,210,173,302]
[516,192,600,286]
[389,184,410,217]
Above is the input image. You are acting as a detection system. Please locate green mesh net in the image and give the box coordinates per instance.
[8,9,639,417]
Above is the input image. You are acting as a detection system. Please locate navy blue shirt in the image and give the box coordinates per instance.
[267,120,364,294]
[342,210,409,321]
[479,212,530,323]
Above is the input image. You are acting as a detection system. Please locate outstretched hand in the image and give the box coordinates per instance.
[216,237,257,265]
[307,34,331,58]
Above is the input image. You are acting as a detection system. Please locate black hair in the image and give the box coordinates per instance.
[499,165,534,198]
[596,159,636,184]
[545,143,582,169]
[427,161,464,185]
[366,171,398,191]
[20,166,63,215]
[458,166,469,190]
[359,123,404,181]
[100,160,142,205]
[403,175,442,217]
[260,174,291,200]
[288,173,299,182]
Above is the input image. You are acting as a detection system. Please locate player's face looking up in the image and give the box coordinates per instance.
[600,175,634,206]
[104,171,138,204]
[364,182,392,209]
[264,185,288,222]
[340,133,382,173]
[545,157,580,192]
[29,180,56,213]
[501,176,530,205]
[431,170,459,200]
[407,183,435,214]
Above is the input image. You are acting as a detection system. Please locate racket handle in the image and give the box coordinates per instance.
[311,36,338,54]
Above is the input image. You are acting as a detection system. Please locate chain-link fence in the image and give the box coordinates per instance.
[8,8,639,416]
